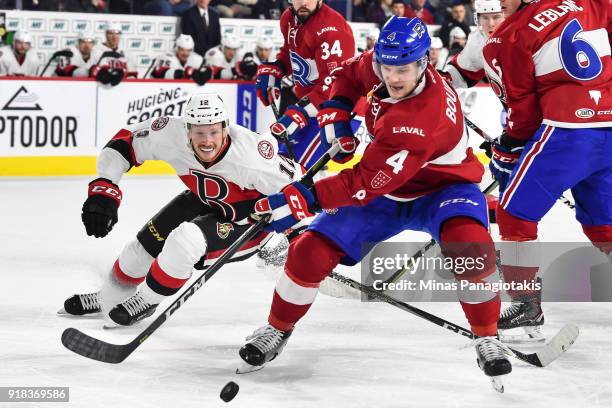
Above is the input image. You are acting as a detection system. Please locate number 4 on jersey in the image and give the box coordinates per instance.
[385,150,408,174]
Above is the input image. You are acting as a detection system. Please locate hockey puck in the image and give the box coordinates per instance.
[220,381,239,402]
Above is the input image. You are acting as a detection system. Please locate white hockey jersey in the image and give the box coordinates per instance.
[444,30,486,88]
[98,117,303,221]
[54,45,96,77]
[204,45,239,79]
[151,51,204,79]
[0,46,41,76]
[92,43,138,77]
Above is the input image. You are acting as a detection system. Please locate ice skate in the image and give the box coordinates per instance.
[474,336,512,393]
[498,301,545,343]
[58,292,102,316]
[107,290,158,326]
[237,324,292,373]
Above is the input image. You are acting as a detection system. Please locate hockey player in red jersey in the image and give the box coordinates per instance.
[58,93,304,327]
[482,0,611,341]
[254,0,356,168]
[239,17,512,391]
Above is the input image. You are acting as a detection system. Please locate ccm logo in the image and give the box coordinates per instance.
[92,185,122,199]
[439,198,479,208]
[289,195,308,219]
[259,67,279,74]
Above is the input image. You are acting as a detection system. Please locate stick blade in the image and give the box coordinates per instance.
[535,323,580,367]
[61,327,132,364]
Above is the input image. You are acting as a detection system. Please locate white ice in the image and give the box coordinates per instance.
[1,176,610,408]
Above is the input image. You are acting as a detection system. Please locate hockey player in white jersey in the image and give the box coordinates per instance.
[443,0,504,88]
[54,32,97,77]
[91,22,138,85]
[0,30,41,76]
[151,34,212,85]
[59,93,304,327]
[205,34,258,80]
[251,37,273,65]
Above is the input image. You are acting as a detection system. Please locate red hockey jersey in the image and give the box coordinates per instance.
[313,51,484,208]
[276,4,356,107]
[482,0,612,141]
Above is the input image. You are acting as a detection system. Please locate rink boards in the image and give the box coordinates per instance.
[0,78,503,176]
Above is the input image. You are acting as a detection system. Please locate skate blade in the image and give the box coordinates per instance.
[102,321,122,330]
[57,308,102,318]
[499,327,545,344]
[235,361,265,374]
[490,376,504,393]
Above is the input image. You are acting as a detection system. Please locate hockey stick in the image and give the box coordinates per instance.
[39,49,73,77]
[329,271,579,367]
[267,87,296,160]
[465,117,576,211]
[61,142,341,364]
[367,179,499,289]
[142,57,157,79]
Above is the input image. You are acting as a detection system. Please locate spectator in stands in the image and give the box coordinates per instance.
[210,0,251,18]
[429,36,448,70]
[0,30,41,76]
[181,0,221,57]
[366,27,379,51]
[251,0,287,20]
[366,0,391,27]
[22,0,87,11]
[405,0,434,24]
[390,0,405,17]
[447,25,467,57]
[143,0,191,16]
[437,2,470,47]
[351,0,368,22]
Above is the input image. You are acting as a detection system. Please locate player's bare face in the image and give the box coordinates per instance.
[106,32,121,49]
[14,40,30,56]
[223,47,237,62]
[177,47,192,64]
[500,0,522,17]
[257,47,272,62]
[78,40,94,57]
[366,38,376,50]
[430,48,440,65]
[478,12,504,36]
[189,123,226,162]
[381,63,420,100]
[292,0,318,22]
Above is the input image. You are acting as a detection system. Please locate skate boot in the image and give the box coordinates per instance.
[108,290,158,326]
[498,301,545,343]
[256,233,289,269]
[58,292,102,315]
[237,324,292,373]
[474,336,512,393]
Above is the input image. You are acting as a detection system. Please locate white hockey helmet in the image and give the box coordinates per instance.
[77,32,96,43]
[256,36,273,50]
[184,93,230,127]
[14,30,32,44]
[221,34,240,50]
[175,34,194,51]
[430,36,443,49]
[449,26,467,40]
[473,0,502,24]
[366,28,380,41]
[105,22,122,34]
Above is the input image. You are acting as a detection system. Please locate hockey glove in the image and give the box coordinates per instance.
[253,182,318,233]
[317,99,359,164]
[255,62,284,106]
[173,66,194,79]
[490,134,525,193]
[270,102,313,143]
[235,53,258,80]
[94,66,112,85]
[192,66,213,86]
[108,68,125,86]
[82,178,122,238]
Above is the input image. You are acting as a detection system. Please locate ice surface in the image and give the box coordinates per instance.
[1,177,610,408]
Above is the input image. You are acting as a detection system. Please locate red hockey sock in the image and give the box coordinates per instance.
[269,231,344,331]
[112,259,145,286]
[460,298,501,337]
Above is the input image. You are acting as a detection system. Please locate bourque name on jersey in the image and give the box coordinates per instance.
[528,0,583,32]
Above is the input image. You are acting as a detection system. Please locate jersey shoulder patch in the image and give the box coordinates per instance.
[151,116,169,131]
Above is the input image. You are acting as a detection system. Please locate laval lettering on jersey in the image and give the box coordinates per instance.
[528,0,584,32]
[316,26,338,36]
[393,126,425,136]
